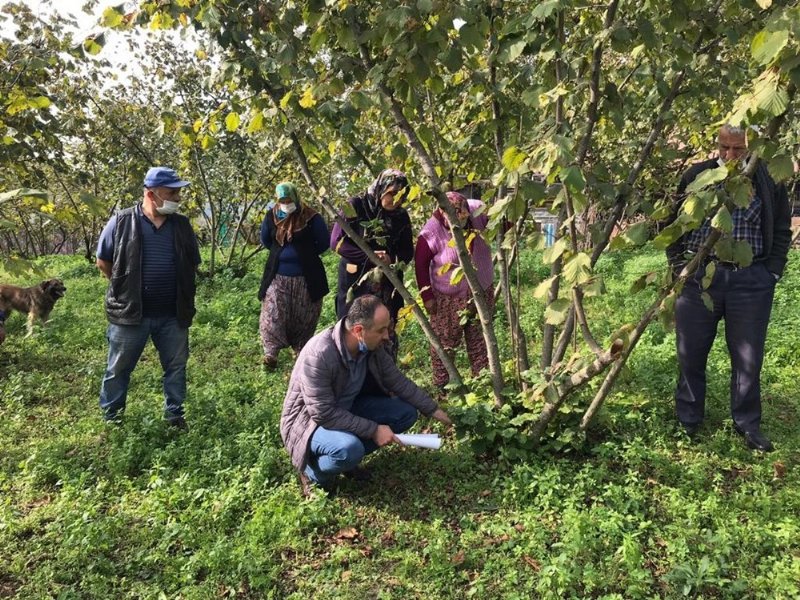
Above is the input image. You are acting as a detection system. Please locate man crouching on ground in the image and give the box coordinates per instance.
[281,294,452,495]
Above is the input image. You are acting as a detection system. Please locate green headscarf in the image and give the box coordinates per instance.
[275,182,300,208]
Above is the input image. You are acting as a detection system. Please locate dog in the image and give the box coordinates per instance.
[0,278,67,337]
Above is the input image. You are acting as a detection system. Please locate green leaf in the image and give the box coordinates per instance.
[224,112,240,132]
[753,76,789,116]
[714,237,734,262]
[731,240,754,267]
[583,276,605,297]
[729,180,752,208]
[653,222,683,250]
[441,46,463,73]
[417,0,433,13]
[611,221,649,250]
[711,206,732,233]
[685,166,727,193]
[0,188,48,203]
[701,262,716,289]
[545,298,571,325]
[82,37,103,56]
[498,39,526,64]
[701,291,713,312]
[310,28,327,52]
[767,153,793,181]
[79,191,105,217]
[531,0,560,21]
[562,252,591,285]
[533,275,557,300]
[459,24,484,50]
[751,29,789,65]
[542,236,569,264]
[560,166,585,192]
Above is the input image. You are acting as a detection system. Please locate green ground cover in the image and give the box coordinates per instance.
[1,249,798,599]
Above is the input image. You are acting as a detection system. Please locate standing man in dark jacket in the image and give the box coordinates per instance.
[667,125,791,451]
[281,295,452,496]
[96,167,201,430]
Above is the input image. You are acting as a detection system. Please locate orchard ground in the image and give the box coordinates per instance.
[1,248,798,599]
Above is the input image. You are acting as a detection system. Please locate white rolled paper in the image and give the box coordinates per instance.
[395,433,442,450]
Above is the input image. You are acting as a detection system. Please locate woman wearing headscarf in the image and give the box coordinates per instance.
[258,182,329,369]
[329,169,413,357]
[415,191,494,388]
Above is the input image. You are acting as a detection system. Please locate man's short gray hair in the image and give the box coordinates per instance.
[345,295,384,329]
[720,123,746,136]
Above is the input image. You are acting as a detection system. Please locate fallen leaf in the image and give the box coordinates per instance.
[451,550,465,565]
[514,523,526,532]
[335,527,359,541]
[522,555,541,571]
[479,490,491,497]
[773,461,786,480]
[341,570,351,582]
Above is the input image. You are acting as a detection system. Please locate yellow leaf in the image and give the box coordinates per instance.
[193,119,203,133]
[437,263,453,276]
[100,7,123,28]
[246,111,264,134]
[299,86,316,108]
[225,112,240,132]
[280,91,293,109]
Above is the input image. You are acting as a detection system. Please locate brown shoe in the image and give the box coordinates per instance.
[298,471,313,497]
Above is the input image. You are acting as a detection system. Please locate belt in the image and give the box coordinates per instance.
[713,261,742,271]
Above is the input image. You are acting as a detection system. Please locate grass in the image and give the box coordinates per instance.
[0,249,798,599]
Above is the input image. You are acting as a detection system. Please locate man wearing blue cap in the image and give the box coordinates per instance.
[95,167,201,430]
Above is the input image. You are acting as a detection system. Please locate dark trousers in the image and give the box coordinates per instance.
[674,262,776,431]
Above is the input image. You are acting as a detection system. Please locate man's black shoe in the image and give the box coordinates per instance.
[680,421,701,440]
[166,416,189,431]
[733,425,774,452]
[343,466,373,482]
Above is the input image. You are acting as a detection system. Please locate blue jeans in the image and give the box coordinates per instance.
[99,317,190,421]
[304,395,418,486]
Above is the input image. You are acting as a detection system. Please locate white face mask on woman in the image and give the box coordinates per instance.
[276,202,297,219]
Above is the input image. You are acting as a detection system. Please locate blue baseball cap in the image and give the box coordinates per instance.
[143,167,191,189]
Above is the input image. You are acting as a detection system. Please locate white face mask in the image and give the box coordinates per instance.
[156,200,181,215]
[277,202,297,216]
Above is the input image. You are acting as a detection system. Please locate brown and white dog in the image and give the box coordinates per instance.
[0,278,67,337]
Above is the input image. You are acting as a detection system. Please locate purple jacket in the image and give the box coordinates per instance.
[280,319,439,471]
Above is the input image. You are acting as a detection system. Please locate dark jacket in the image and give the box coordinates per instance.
[280,319,438,471]
[105,205,199,328]
[257,212,329,302]
[329,194,413,318]
[666,158,792,277]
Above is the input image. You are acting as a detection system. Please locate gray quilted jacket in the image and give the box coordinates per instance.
[280,319,438,471]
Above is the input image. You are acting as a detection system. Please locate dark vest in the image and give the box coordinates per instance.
[105,206,198,328]
[258,213,329,302]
